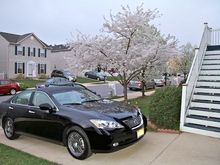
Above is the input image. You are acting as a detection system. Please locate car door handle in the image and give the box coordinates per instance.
[28,110,35,114]
[8,106,13,110]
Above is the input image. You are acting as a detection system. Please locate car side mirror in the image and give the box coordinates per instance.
[39,103,55,113]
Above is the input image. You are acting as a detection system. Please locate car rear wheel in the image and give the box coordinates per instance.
[10,89,16,95]
[66,126,92,160]
[3,118,20,140]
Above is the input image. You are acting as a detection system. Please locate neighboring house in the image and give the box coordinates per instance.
[0,32,51,79]
[50,44,76,74]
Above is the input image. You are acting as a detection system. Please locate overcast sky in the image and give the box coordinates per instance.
[1,0,219,46]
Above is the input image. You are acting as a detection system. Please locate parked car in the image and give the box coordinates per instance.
[0,86,147,160]
[36,77,71,88]
[51,69,77,82]
[154,77,171,87]
[0,80,20,95]
[84,71,106,81]
[128,79,155,91]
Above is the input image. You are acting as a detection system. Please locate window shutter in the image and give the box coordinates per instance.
[38,48,40,57]
[23,63,25,74]
[33,48,36,57]
[28,47,30,56]
[45,49,47,58]
[23,47,25,56]
[44,64,47,74]
[15,62,17,74]
[15,46,17,55]
[38,64,40,74]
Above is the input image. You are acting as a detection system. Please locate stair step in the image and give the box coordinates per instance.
[204,55,220,60]
[194,87,220,94]
[189,107,220,113]
[186,115,220,128]
[200,69,220,75]
[192,94,220,101]
[184,123,220,133]
[206,50,220,55]
[191,101,220,109]
[203,60,220,64]
[194,92,220,96]
[197,81,220,87]
[201,64,220,69]
[198,75,220,81]
[206,46,220,52]
[188,109,220,118]
[181,125,220,138]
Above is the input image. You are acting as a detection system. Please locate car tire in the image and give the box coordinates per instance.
[10,89,16,95]
[129,88,133,91]
[3,118,20,140]
[66,126,92,160]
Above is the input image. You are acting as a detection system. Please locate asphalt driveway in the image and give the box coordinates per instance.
[0,128,219,165]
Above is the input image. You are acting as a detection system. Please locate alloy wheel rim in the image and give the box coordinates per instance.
[10,89,16,95]
[68,132,85,157]
[5,119,13,137]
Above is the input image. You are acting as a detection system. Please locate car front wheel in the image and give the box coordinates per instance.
[10,89,16,95]
[3,118,20,140]
[66,126,92,160]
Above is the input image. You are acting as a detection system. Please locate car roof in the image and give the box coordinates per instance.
[36,86,86,94]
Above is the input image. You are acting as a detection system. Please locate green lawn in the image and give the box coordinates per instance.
[0,143,57,165]
[17,79,44,90]
[129,96,151,117]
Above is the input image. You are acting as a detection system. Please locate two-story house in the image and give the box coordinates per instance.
[0,32,51,79]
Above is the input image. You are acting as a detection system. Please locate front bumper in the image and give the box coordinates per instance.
[86,115,147,152]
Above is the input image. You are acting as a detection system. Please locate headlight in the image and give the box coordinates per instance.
[90,119,124,129]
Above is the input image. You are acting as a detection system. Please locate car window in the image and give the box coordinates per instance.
[11,91,32,105]
[32,92,54,107]
[0,80,10,85]
[53,89,101,105]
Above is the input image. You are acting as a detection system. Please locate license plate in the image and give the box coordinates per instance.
[137,128,144,138]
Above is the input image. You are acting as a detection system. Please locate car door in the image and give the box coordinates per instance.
[0,80,10,94]
[8,90,33,133]
[26,91,64,141]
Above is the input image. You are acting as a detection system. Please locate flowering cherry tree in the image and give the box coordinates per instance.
[66,5,177,102]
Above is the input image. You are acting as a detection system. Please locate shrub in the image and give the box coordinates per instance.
[148,86,182,130]
[15,74,25,80]
[38,74,48,79]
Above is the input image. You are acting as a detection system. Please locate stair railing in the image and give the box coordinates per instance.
[180,23,211,130]
[210,28,220,45]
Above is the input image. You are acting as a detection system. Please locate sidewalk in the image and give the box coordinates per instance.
[113,90,155,101]
[0,128,219,165]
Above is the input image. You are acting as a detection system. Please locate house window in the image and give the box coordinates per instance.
[15,62,25,74]
[17,47,23,55]
[17,63,24,73]
[38,64,46,74]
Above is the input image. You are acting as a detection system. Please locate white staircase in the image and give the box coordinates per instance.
[180,23,220,138]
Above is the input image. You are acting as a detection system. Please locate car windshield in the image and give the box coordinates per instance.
[53,89,101,105]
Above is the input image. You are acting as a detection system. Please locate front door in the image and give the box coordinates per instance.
[27,61,36,78]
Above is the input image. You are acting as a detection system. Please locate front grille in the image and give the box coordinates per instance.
[123,115,142,129]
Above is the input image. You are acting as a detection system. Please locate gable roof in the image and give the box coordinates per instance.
[0,32,48,47]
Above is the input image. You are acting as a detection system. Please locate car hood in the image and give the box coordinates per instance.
[62,99,138,119]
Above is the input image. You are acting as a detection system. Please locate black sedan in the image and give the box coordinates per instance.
[0,87,147,160]
[85,71,106,81]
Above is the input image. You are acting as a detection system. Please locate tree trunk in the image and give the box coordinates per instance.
[123,83,128,103]
[141,69,145,97]
[123,71,128,103]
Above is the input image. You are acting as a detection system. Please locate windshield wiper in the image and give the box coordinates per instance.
[63,103,82,105]
[82,99,100,103]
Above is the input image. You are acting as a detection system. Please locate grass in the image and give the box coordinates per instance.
[16,79,44,90]
[0,143,57,165]
[129,96,151,117]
